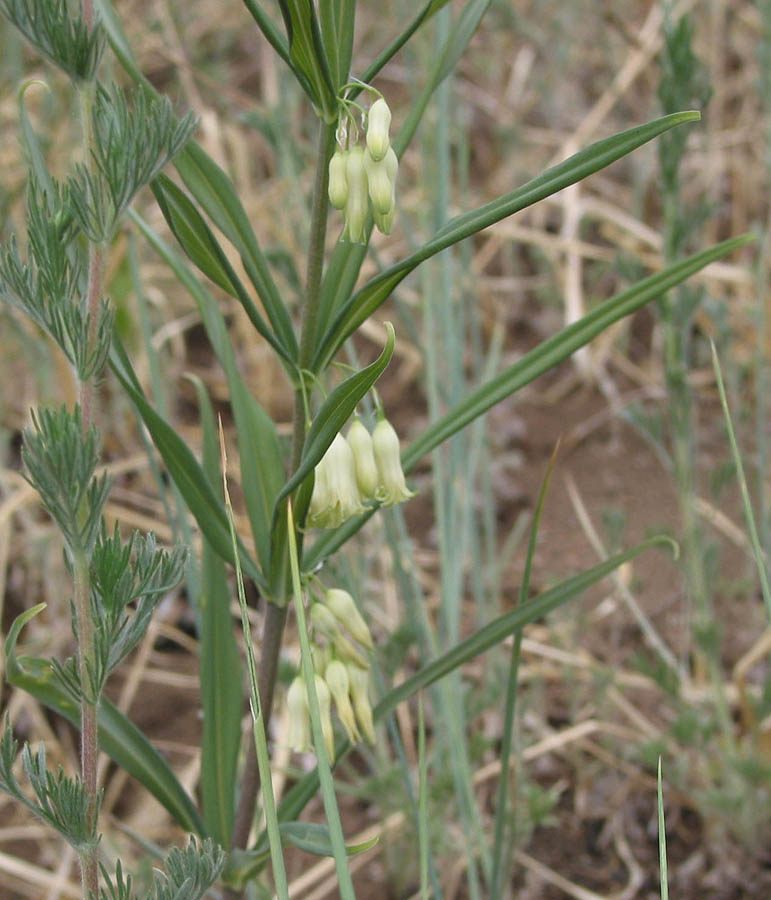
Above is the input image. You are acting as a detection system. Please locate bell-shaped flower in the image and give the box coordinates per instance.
[307,433,365,529]
[324,587,374,651]
[311,602,368,667]
[325,659,360,744]
[342,146,368,243]
[366,98,392,162]
[347,418,379,499]
[363,145,397,218]
[347,663,376,745]
[372,418,415,507]
[328,149,349,209]
[286,676,311,753]
[374,207,395,236]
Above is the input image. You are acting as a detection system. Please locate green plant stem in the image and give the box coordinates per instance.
[76,75,101,900]
[227,119,336,892]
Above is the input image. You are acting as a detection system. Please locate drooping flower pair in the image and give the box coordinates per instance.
[287,588,376,758]
[307,416,415,530]
[328,97,399,240]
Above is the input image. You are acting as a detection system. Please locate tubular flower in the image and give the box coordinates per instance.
[286,676,311,753]
[324,587,374,651]
[347,418,379,499]
[328,149,349,209]
[342,146,368,243]
[311,602,368,668]
[366,98,392,162]
[325,659,360,744]
[307,433,365,529]
[347,663,376,745]
[372,418,415,507]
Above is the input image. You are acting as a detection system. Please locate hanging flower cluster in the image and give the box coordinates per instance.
[287,588,376,758]
[328,96,398,241]
[307,415,415,530]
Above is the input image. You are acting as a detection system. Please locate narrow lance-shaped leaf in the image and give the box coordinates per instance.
[303,234,753,572]
[174,142,297,359]
[314,111,702,372]
[130,210,286,575]
[250,535,676,872]
[189,375,243,848]
[5,606,206,836]
[110,337,266,589]
[150,175,295,370]
[277,0,337,118]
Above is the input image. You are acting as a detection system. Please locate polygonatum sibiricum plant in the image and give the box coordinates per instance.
[0,0,751,897]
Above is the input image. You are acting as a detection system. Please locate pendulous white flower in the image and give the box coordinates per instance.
[347,663,376,745]
[311,602,368,668]
[307,433,365,529]
[324,587,374,651]
[342,146,368,243]
[347,418,379,499]
[372,417,415,507]
[328,149,349,209]
[325,659,360,744]
[366,97,392,162]
[286,676,311,753]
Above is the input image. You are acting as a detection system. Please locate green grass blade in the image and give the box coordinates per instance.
[189,375,243,848]
[150,175,294,368]
[314,112,703,371]
[319,0,354,89]
[418,693,429,900]
[276,535,675,824]
[237,0,292,70]
[658,757,669,900]
[279,822,377,857]
[490,446,557,899]
[174,143,297,358]
[286,501,356,899]
[130,211,286,576]
[109,337,266,589]
[5,607,206,836]
[220,428,289,899]
[711,341,771,622]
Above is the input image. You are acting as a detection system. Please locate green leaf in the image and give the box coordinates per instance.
[304,235,753,572]
[150,175,294,369]
[189,375,243,848]
[319,0,354,88]
[174,143,297,359]
[279,822,378,857]
[314,111,702,371]
[109,337,266,590]
[277,0,337,117]
[275,322,395,513]
[130,210,286,577]
[402,235,754,470]
[5,606,205,836]
[276,536,677,827]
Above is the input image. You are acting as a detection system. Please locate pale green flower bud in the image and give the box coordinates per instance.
[325,659,360,744]
[373,418,415,507]
[287,676,311,753]
[324,587,374,651]
[307,433,365,529]
[347,418,379,499]
[373,207,395,236]
[347,663,376,745]
[311,602,342,641]
[366,98,391,162]
[342,146,368,244]
[313,673,336,760]
[363,149,394,216]
[328,149,349,209]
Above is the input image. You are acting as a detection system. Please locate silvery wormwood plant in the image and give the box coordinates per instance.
[0,0,753,898]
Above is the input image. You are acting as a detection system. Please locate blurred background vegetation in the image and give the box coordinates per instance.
[1,0,770,897]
